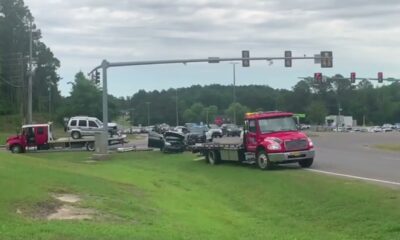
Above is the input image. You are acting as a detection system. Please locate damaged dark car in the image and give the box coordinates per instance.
[148,131,186,153]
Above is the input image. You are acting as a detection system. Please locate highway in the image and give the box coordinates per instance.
[311,132,400,186]
[213,132,400,187]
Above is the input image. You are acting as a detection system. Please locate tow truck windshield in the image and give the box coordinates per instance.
[259,117,297,133]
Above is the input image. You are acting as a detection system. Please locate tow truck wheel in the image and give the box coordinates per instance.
[256,150,273,170]
[71,131,81,139]
[299,158,313,168]
[207,150,220,165]
[11,145,22,154]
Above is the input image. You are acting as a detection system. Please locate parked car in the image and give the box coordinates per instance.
[382,124,394,132]
[66,116,118,139]
[186,126,207,145]
[222,124,241,137]
[369,126,383,133]
[148,131,186,153]
[174,126,189,134]
[395,123,400,131]
[205,124,223,141]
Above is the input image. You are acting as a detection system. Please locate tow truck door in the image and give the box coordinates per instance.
[34,126,48,146]
[245,119,258,152]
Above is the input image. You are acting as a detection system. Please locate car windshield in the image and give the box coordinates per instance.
[258,117,297,133]
[226,124,238,129]
[190,127,207,133]
[95,119,103,126]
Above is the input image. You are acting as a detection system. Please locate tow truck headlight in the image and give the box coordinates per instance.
[307,138,314,148]
[267,142,282,151]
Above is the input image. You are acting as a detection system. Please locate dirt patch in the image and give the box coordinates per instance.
[30,199,63,219]
[53,194,81,203]
[84,160,99,164]
[47,205,94,220]
[46,193,94,220]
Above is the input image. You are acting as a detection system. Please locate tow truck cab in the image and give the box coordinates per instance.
[6,124,53,153]
[243,111,315,169]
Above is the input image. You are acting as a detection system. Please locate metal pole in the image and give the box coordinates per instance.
[146,102,151,126]
[101,60,109,154]
[230,62,238,124]
[206,108,209,125]
[175,89,179,126]
[48,86,51,120]
[27,19,33,123]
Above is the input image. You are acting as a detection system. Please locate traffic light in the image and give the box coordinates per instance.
[242,50,250,67]
[320,51,333,68]
[314,73,323,83]
[95,70,100,84]
[350,72,356,83]
[378,72,383,83]
[284,50,292,68]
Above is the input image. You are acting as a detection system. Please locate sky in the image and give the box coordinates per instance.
[24,0,400,97]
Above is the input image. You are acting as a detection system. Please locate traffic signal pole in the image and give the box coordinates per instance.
[90,52,332,156]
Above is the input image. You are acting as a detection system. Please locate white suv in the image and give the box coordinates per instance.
[66,116,118,139]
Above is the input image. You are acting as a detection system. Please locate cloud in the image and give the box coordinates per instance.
[25,0,400,96]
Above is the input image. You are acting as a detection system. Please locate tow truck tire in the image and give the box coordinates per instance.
[86,142,95,151]
[71,131,81,139]
[207,150,221,165]
[256,150,273,170]
[10,145,22,154]
[299,158,313,168]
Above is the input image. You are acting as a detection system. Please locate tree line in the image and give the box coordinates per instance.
[0,0,61,122]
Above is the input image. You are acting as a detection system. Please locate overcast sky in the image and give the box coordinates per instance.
[25,0,400,97]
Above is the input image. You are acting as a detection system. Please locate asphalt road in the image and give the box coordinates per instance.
[214,132,400,186]
[311,132,400,185]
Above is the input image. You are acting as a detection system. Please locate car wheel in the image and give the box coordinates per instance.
[71,131,81,139]
[299,158,313,168]
[256,150,273,170]
[11,145,22,154]
[86,142,95,151]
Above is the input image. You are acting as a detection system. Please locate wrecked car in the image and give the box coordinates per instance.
[148,131,186,153]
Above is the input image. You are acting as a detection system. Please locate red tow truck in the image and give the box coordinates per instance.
[191,111,315,170]
[6,123,126,153]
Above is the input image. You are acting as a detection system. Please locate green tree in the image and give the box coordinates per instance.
[202,105,218,124]
[225,102,250,124]
[307,101,328,124]
[57,71,118,122]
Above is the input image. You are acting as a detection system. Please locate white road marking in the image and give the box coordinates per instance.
[306,169,400,186]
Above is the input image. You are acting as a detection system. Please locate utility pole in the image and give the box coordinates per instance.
[48,85,51,119]
[337,103,342,131]
[146,102,151,126]
[175,89,179,126]
[27,19,33,123]
[230,62,239,124]
[206,108,209,125]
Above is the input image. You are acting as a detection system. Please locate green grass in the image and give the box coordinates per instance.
[0,151,399,240]
[374,144,400,152]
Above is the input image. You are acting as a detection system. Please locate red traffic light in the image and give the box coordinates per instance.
[350,72,356,83]
[378,72,383,83]
[314,73,322,83]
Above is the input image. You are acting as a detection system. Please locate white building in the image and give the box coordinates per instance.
[325,115,355,127]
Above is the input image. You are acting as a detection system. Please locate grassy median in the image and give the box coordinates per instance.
[0,151,399,240]
[374,144,400,152]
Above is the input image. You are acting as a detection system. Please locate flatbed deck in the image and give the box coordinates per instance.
[190,138,244,152]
